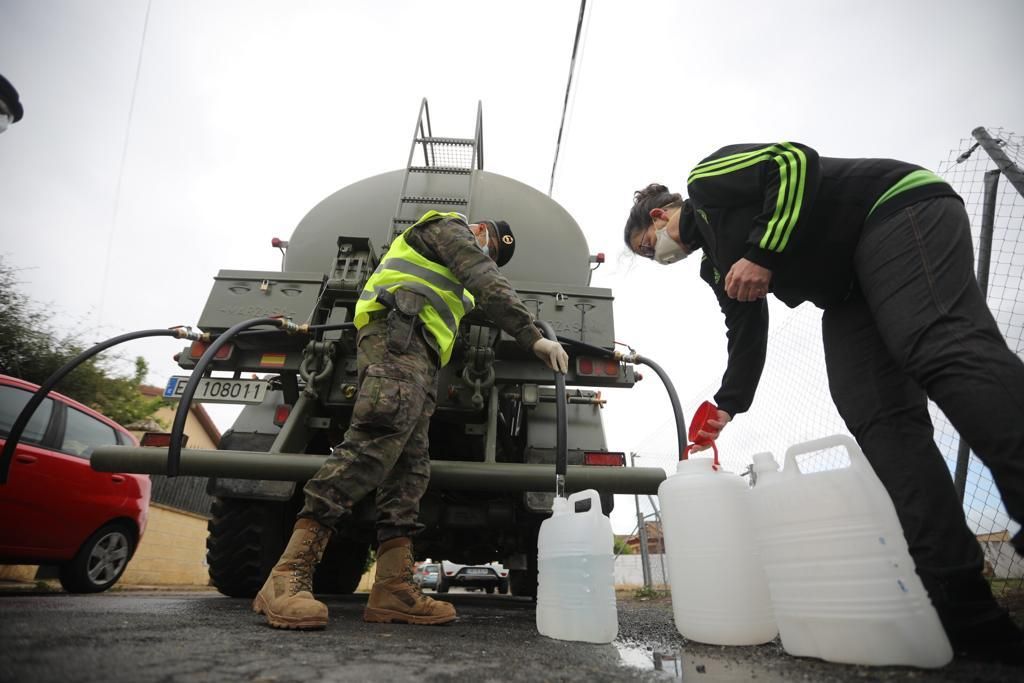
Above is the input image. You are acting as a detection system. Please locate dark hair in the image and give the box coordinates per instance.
[0,73,23,122]
[623,183,683,251]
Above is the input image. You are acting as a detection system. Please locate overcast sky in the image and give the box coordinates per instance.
[2,0,1022,533]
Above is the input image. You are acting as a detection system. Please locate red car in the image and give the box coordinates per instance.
[0,374,150,593]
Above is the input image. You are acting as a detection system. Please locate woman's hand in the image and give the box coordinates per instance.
[724,258,772,302]
[688,409,733,452]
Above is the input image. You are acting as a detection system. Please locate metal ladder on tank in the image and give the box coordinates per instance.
[388,98,484,244]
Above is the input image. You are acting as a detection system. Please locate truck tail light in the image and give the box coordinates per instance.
[583,451,625,467]
[189,340,233,361]
[575,357,620,377]
[273,405,292,427]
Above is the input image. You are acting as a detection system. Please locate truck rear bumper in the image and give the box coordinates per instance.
[91,446,666,495]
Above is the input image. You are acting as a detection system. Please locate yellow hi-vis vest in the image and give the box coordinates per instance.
[354,211,476,366]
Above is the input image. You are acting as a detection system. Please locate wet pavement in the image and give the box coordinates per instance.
[0,586,1019,682]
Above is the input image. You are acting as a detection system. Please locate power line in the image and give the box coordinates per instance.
[97,0,152,330]
[548,0,588,197]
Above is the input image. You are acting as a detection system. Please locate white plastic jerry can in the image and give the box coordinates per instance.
[536,489,618,643]
[658,457,777,645]
[749,435,953,668]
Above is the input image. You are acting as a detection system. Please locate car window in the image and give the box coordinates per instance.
[0,385,54,445]
[61,407,119,459]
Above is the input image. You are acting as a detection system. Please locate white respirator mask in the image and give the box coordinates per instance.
[654,226,688,265]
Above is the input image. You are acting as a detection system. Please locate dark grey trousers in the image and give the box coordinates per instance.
[822,196,1024,628]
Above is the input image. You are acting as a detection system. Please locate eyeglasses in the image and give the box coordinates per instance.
[635,225,656,259]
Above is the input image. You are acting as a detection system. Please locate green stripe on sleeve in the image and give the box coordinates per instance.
[688,142,808,254]
[773,143,808,252]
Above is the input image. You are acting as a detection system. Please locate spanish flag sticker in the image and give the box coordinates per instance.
[260,353,287,368]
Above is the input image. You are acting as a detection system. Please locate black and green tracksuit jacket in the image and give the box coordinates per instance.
[679,142,961,416]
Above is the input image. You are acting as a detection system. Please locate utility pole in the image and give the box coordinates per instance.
[631,452,652,589]
[647,493,667,587]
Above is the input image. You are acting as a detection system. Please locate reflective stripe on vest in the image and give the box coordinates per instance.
[354,213,475,365]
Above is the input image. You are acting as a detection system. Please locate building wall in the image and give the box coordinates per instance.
[614,553,670,588]
[120,503,210,586]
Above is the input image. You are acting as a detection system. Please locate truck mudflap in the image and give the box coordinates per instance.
[91,446,666,495]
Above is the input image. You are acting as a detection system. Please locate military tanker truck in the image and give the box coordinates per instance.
[91,100,672,598]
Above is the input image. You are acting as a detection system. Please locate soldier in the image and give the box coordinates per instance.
[0,73,24,134]
[253,210,569,630]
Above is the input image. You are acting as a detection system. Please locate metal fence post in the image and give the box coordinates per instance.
[954,168,1000,500]
[632,452,652,589]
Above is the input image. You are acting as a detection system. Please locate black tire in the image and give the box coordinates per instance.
[485,585,495,594]
[436,573,449,594]
[314,539,369,594]
[58,521,135,594]
[498,579,509,595]
[206,497,291,598]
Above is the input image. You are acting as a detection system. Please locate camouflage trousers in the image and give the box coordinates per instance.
[300,320,438,544]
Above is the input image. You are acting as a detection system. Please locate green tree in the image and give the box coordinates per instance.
[0,257,165,425]
[614,536,635,555]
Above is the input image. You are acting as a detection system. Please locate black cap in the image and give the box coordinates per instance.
[486,220,515,267]
[0,73,23,122]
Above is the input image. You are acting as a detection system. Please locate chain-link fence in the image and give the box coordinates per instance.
[937,127,1024,590]
[630,127,1024,598]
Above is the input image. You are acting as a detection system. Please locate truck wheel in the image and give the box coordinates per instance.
[498,579,509,595]
[485,586,495,594]
[206,497,290,598]
[58,521,135,594]
[314,539,369,594]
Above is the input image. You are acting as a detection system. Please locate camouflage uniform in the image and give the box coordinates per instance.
[300,214,541,543]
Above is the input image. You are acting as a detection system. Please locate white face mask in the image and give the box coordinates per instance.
[654,226,688,265]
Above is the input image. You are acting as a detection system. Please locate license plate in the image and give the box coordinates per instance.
[163,376,270,405]
[463,568,490,575]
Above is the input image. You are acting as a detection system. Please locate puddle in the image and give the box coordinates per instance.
[614,641,787,682]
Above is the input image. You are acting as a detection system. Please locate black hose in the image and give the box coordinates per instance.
[534,321,567,499]
[552,334,688,459]
[555,334,616,359]
[0,328,188,485]
[635,354,687,461]
[167,317,290,477]
[233,321,356,340]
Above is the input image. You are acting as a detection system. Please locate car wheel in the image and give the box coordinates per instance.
[485,586,495,594]
[59,522,135,594]
[498,579,509,595]
[437,574,449,594]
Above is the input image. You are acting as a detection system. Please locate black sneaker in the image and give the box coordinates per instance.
[950,613,1024,666]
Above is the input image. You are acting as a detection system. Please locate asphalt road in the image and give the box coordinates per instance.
[0,588,1019,682]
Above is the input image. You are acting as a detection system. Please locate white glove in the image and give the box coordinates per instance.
[532,337,569,374]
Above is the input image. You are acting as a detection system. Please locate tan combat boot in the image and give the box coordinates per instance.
[252,517,332,629]
[363,538,457,625]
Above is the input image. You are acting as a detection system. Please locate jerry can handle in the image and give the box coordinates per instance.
[567,489,602,515]
[782,434,866,475]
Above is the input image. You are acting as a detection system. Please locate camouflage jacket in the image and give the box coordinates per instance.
[403,215,542,351]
